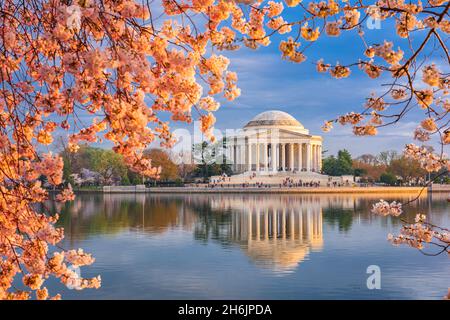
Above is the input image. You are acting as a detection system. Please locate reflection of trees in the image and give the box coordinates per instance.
[323,208,354,232]
[49,191,449,274]
[54,194,194,244]
[322,194,442,233]
[186,199,233,246]
[192,207,234,247]
[52,192,446,249]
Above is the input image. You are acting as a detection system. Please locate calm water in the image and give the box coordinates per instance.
[45,192,450,299]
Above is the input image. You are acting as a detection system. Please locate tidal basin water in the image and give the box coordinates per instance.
[46,193,450,299]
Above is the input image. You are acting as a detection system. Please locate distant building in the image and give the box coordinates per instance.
[226,110,323,174]
[209,110,360,185]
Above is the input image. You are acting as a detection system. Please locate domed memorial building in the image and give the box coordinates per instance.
[219,110,327,184]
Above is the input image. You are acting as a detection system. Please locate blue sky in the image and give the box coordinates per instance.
[48,3,449,159]
[171,27,443,158]
[162,5,448,158]
[211,47,416,157]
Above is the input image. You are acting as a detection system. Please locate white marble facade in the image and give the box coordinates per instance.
[225,110,323,174]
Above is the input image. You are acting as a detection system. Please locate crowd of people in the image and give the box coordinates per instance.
[203,175,354,189]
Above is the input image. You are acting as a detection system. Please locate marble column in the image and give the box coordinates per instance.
[306,143,311,172]
[240,142,245,173]
[276,144,280,171]
[289,143,294,172]
[234,143,237,171]
[247,143,252,172]
[316,144,319,171]
[313,145,316,172]
[311,144,315,171]
[317,145,320,171]
[318,145,322,172]
[281,143,285,171]
[235,144,239,172]
[230,141,237,171]
[271,143,276,172]
[316,145,319,171]
[229,143,232,169]
[314,145,318,171]
[314,144,319,171]
[255,143,260,172]
[263,143,268,171]
[298,143,303,171]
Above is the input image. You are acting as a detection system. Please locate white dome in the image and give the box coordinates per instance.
[244,110,303,128]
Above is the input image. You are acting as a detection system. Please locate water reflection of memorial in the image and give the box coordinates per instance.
[208,196,324,273]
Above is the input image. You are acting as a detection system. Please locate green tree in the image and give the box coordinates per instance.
[353,167,367,177]
[379,172,398,186]
[322,149,354,176]
[90,149,128,184]
[337,149,353,175]
[59,144,129,185]
[322,156,339,176]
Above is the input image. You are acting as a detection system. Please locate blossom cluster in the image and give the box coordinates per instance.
[404,144,448,172]
[371,200,403,217]
[387,214,449,253]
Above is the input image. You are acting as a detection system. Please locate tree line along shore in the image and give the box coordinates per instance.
[53,142,449,190]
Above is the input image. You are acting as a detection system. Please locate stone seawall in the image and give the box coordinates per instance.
[102,185,427,194]
[429,184,450,192]
[147,186,427,194]
[103,185,147,193]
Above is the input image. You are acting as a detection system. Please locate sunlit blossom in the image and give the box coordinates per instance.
[420,118,437,132]
[422,64,441,87]
[330,64,351,79]
[372,200,402,216]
